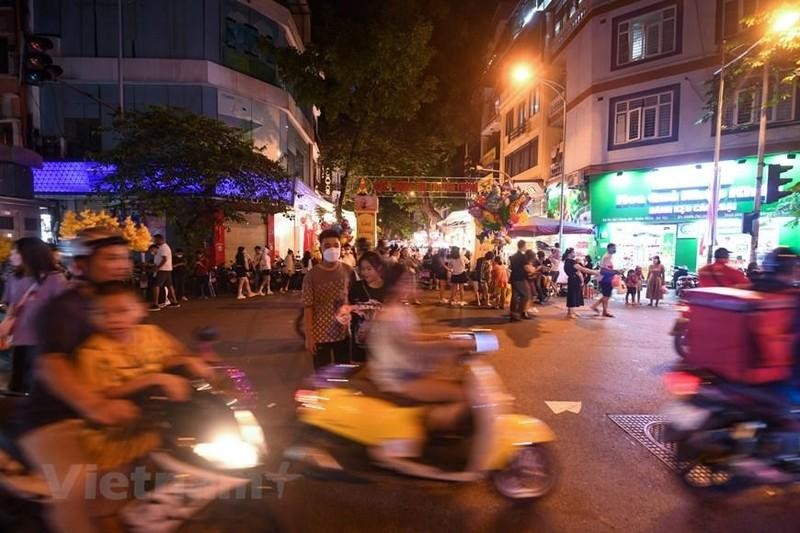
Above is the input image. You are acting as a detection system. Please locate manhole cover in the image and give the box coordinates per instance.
[608,414,679,469]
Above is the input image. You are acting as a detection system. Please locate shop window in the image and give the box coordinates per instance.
[724,77,797,129]
[609,85,680,150]
[0,216,13,230]
[613,1,681,70]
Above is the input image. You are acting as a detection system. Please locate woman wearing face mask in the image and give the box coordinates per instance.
[0,238,68,392]
[348,251,387,362]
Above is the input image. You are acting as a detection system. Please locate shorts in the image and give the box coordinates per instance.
[451,272,468,284]
[599,280,613,298]
[154,270,173,288]
[434,271,448,281]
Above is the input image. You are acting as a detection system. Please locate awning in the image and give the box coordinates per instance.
[508,217,594,237]
[437,209,474,227]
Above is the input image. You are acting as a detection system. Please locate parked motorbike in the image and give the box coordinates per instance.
[0,332,269,530]
[663,365,800,496]
[287,331,558,500]
[674,273,699,298]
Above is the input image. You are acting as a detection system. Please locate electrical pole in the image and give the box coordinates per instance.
[750,62,769,264]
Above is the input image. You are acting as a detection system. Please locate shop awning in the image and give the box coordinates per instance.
[437,209,474,227]
[509,217,594,237]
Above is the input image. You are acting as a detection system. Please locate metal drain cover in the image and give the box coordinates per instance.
[608,414,679,470]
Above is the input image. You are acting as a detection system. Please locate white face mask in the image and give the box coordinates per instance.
[323,247,341,263]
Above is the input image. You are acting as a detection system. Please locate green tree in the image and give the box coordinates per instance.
[93,106,293,251]
[274,0,436,216]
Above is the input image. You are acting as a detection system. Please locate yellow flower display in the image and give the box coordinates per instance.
[0,238,11,263]
[121,217,153,252]
[60,210,152,252]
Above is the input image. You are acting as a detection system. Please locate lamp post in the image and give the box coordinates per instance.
[508,66,567,247]
[706,8,800,265]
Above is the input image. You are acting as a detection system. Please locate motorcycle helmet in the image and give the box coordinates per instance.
[59,227,129,259]
[761,247,799,275]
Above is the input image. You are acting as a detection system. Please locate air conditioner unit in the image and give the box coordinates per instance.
[1,94,20,118]
[0,118,22,146]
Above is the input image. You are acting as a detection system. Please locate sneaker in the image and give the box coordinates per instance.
[148,305,161,312]
[167,302,181,309]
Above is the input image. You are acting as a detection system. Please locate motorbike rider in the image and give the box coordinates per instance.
[14,228,205,533]
[367,263,474,434]
[698,247,750,288]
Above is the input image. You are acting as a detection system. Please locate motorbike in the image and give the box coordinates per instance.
[286,331,558,500]
[669,301,690,358]
[0,331,269,531]
[674,273,699,298]
[662,365,800,496]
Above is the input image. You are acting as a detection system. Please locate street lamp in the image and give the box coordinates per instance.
[707,7,800,265]
[509,65,568,248]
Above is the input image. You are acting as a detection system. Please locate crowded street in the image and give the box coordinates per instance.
[103,289,795,533]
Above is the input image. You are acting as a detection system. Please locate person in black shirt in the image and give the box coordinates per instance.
[348,251,388,362]
[509,240,532,321]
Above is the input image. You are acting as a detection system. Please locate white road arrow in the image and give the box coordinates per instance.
[545,401,582,415]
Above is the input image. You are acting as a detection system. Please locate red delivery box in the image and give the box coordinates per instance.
[686,287,798,384]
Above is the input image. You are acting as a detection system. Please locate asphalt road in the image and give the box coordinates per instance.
[137,288,800,533]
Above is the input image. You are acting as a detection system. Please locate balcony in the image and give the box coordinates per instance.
[548,96,565,125]
[547,0,615,56]
[480,147,498,167]
[481,109,500,136]
[507,120,529,143]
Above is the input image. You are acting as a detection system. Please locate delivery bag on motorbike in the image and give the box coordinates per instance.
[686,287,797,384]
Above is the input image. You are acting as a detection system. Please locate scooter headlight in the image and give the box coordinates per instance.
[193,435,260,469]
[192,409,266,469]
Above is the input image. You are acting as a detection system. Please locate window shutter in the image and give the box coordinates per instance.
[775,82,795,122]
[618,30,630,65]
[643,107,657,138]
[631,23,644,61]
[736,89,755,125]
[645,22,659,57]
[628,108,641,140]
[615,113,627,144]
[661,15,675,53]
[658,103,672,137]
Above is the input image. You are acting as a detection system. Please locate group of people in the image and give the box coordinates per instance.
[0,228,214,532]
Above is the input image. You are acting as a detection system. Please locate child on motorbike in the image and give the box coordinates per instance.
[75,281,212,470]
[367,263,474,433]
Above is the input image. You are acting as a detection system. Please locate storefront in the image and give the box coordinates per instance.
[589,154,800,273]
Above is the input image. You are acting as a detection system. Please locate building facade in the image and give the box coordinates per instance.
[27,0,331,262]
[484,0,800,270]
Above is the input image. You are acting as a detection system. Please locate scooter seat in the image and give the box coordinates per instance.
[348,375,429,408]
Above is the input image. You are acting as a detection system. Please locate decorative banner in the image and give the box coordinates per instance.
[356,212,377,249]
[371,180,478,195]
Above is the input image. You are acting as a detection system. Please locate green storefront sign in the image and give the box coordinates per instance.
[590,155,800,225]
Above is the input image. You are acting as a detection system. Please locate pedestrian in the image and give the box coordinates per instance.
[509,240,532,321]
[149,234,180,311]
[194,250,211,299]
[646,255,666,306]
[355,237,371,260]
[536,250,552,302]
[0,238,68,392]
[524,250,542,305]
[583,254,595,300]
[492,256,508,309]
[234,246,256,300]
[625,268,639,305]
[634,265,643,304]
[698,247,750,288]
[341,243,357,268]
[549,243,562,287]
[303,229,354,369]
[473,251,494,307]
[172,248,187,301]
[448,246,468,307]
[282,250,295,292]
[399,247,421,305]
[591,243,617,318]
[432,248,449,303]
[348,251,387,362]
[254,246,273,295]
[563,247,598,319]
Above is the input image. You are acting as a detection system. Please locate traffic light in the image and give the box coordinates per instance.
[22,35,63,85]
[765,164,793,204]
[741,211,758,235]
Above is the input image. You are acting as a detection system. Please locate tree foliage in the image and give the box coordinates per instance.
[92,106,293,251]
[275,0,495,229]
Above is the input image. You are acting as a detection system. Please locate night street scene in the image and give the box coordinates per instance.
[0,0,800,532]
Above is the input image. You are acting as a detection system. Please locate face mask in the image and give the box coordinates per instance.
[323,247,341,263]
[9,251,21,267]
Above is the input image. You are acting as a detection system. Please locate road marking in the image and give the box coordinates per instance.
[545,401,582,414]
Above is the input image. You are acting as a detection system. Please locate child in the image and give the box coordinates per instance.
[491,256,508,310]
[76,282,211,470]
[634,265,644,304]
[625,268,640,305]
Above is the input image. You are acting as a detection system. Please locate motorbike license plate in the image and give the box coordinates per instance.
[662,402,710,431]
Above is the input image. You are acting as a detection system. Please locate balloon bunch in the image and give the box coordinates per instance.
[468,176,531,241]
[321,217,354,244]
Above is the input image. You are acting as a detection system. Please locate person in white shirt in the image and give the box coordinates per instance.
[590,243,617,318]
[150,234,179,311]
[254,246,273,295]
[448,247,468,306]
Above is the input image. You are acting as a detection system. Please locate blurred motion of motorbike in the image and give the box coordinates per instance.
[287,331,558,501]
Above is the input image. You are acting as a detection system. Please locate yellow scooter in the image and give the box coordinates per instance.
[288,332,557,500]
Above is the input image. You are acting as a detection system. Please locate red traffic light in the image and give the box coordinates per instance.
[26,35,55,54]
